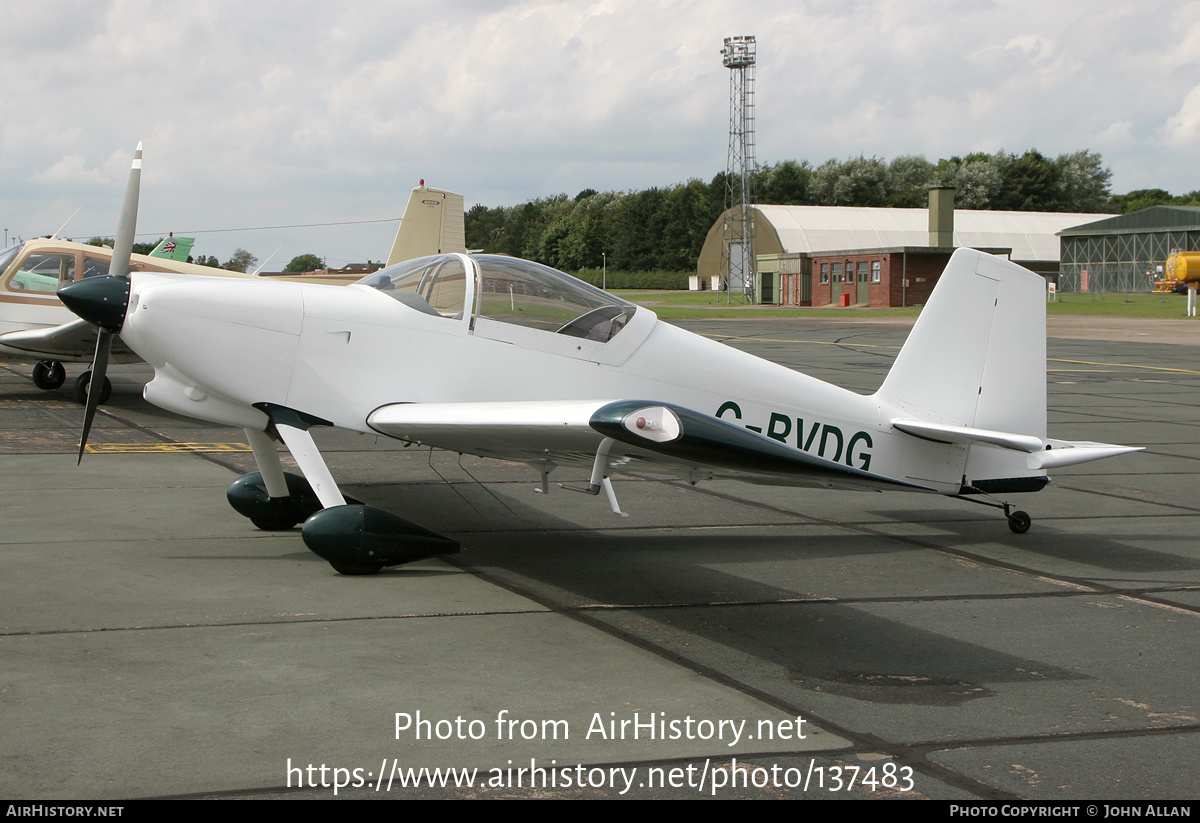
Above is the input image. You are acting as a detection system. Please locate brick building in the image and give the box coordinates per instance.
[698,195,1109,307]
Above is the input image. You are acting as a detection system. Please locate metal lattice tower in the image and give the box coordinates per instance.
[720,35,757,303]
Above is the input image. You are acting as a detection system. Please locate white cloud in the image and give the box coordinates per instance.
[1,0,1197,263]
[1160,84,1200,148]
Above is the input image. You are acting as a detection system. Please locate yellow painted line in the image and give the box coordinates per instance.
[1048,358,1200,376]
[84,442,252,454]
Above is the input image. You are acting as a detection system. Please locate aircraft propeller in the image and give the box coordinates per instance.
[57,142,141,463]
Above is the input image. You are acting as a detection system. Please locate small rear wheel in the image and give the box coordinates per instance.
[1007,510,1031,534]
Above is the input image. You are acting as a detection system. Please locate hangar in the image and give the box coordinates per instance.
[1056,206,1200,294]
[697,193,1110,307]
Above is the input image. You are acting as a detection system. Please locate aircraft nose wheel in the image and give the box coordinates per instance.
[1007,510,1032,534]
[32,360,67,390]
[73,371,112,405]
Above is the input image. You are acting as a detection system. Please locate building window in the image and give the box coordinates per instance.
[857,262,869,282]
[871,261,881,283]
[831,263,842,283]
[820,263,829,284]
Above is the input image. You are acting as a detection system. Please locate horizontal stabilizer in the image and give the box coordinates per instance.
[893,418,1044,453]
[893,419,1141,471]
[1029,441,1143,470]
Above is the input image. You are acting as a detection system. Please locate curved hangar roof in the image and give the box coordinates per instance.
[746,206,1112,262]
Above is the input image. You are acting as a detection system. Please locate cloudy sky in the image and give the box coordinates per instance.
[2,0,1197,267]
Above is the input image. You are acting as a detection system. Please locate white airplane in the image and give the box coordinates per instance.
[59,152,1140,576]
[0,151,464,403]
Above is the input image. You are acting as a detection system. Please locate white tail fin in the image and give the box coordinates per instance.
[386,184,466,266]
[875,248,1047,438]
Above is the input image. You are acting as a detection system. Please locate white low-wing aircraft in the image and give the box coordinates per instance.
[59,157,1140,576]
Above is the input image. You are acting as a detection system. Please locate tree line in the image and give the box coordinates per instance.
[466,149,1200,274]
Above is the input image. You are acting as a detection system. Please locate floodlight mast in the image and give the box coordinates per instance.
[720,35,757,304]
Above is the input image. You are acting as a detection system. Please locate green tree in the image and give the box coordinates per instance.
[1055,150,1114,213]
[1110,188,1200,213]
[194,255,222,268]
[885,155,935,207]
[756,160,811,205]
[284,253,324,272]
[809,156,889,207]
[993,149,1063,211]
[933,152,1005,209]
[465,204,507,251]
[223,248,259,273]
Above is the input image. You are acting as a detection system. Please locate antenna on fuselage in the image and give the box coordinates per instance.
[50,206,83,241]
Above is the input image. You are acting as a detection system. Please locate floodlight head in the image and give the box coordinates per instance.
[722,35,755,69]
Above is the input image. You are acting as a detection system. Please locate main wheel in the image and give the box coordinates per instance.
[73,371,112,405]
[1007,510,1032,534]
[250,513,301,531]
[329,561,385,576]
[32,361,66,390]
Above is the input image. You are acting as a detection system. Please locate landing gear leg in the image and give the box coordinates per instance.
[252,405,459,574]
[226,428,323,531]
[955,492,1033,533]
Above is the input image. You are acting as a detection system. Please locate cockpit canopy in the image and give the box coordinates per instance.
[358,254,637,342]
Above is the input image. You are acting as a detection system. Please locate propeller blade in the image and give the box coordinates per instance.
[77,329,113,464]
[109,142,142,280]
[61,141,141,463]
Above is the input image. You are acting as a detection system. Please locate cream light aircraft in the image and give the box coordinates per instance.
[60,148,1140,576]
[0,231,234,401]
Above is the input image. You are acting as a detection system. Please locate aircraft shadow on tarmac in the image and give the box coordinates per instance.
[317,473,1095,709]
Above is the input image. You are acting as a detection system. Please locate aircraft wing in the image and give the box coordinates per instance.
[0,318,135,360]
[366,399,916,490]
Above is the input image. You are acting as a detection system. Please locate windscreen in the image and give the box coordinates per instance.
[357,255,468,319]
[473,254,636,341]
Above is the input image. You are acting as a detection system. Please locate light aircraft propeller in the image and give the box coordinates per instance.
[57,143,140,462]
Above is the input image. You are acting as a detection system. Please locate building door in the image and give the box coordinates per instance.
[856,262,869,305]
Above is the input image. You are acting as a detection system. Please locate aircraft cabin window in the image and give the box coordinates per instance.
[473,255,636,342]
[358,255,468,319]
[83,257,110,279]
[8,252,75,292]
